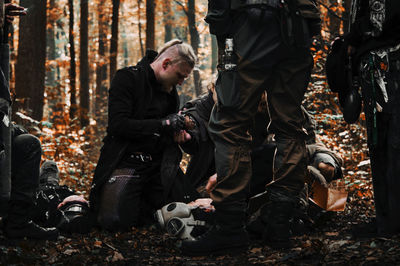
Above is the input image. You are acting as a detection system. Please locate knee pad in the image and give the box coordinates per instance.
[13,134,42,158]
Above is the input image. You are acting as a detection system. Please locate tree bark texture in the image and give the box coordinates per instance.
[110,0,120,82]
[146,0,155,50]
[68,0,77,120]
[14,0,47,121]
[187,0,201,96]
[80,0,89,127]
[138,0,144,57]
[163,0,173,42]
[95,0,108,127]
[328,0,341,38]
[211,35,218,74]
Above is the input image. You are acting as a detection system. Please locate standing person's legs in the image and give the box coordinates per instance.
[181,8,283,255]
[260,46,313,246]
[362,48,400,236]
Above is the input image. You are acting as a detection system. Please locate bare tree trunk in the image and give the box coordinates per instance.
[96,0,108,127]
[328,0,342,38]
[80,0,89,127]
[46,0,56,88]
[45,0,60,122]
[14,0,47,121]
[138,0,144,57]
[211,35,218,74]
[110,0,120,82]
[69,0,77,120]
[146,0,155,50]
[162,0,173,42]
[187,0,201,96]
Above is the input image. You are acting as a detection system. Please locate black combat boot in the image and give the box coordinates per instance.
[260,200,294,249]
[181,210,249,256]
[4,201,59,240]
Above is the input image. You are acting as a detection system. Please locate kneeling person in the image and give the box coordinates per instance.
[89,40,196,231]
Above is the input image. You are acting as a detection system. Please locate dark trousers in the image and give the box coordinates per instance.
[209,8,313,214]
[360,47,400,235]
[97,159,164,231]
[8,134,42,226]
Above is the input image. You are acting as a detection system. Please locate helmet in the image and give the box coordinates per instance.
[58,199,91,234]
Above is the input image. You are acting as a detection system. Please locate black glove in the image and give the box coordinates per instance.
[161,114,185,132]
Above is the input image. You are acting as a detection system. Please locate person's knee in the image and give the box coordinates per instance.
[13,134,42,159]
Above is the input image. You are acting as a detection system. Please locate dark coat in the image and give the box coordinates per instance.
[89,50,182,214]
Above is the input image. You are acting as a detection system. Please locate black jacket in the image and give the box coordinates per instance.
[89,50,182,213]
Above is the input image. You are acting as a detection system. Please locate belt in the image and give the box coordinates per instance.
[231,0,282,9]
[129,152,153,162]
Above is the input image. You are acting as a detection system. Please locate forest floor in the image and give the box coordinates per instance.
[1,183,399,265]
[2,47,400,265]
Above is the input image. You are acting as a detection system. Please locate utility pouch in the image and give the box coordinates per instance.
[280,0,321,47]
[215,70,241,109]
[205,0,233,37]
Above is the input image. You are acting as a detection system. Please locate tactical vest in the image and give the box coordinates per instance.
[206,0,321,43]
[350,0,387,37]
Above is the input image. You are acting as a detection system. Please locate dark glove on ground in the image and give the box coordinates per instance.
[161,114,185,133]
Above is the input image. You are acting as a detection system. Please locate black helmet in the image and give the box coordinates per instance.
[58,200,91,234]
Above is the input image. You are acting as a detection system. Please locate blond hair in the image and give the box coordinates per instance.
[155,39,197,68]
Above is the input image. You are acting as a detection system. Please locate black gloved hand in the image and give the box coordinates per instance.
[161,114,185,132]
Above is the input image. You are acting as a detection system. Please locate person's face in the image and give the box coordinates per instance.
[159,59,193,89]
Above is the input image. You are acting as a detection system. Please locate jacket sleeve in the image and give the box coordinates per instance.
[107,69,162,139]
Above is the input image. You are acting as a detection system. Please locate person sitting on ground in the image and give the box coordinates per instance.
[89,39,196,232]
[0,1,58,240]
[0,124,59,240]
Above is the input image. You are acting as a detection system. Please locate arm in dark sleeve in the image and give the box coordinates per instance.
[179,129,199,155]
[107,69,162,139]
[346,1,371,47]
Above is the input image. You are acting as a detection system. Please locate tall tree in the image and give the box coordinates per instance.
[137,0,144,57]
[146,0,155,50]
[211,35,218,74]
[80,0,89,127]
[45,0,57,122]
[328,0,342,38]
[46,0,57,88]
[14,0,47,121]
[110,0,120,81]
[162,1,173,42]
[187,0,201,96]
[68,0,77,120]
[95,0,108,127]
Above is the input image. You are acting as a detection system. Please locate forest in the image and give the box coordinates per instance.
[1,0,400,264]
